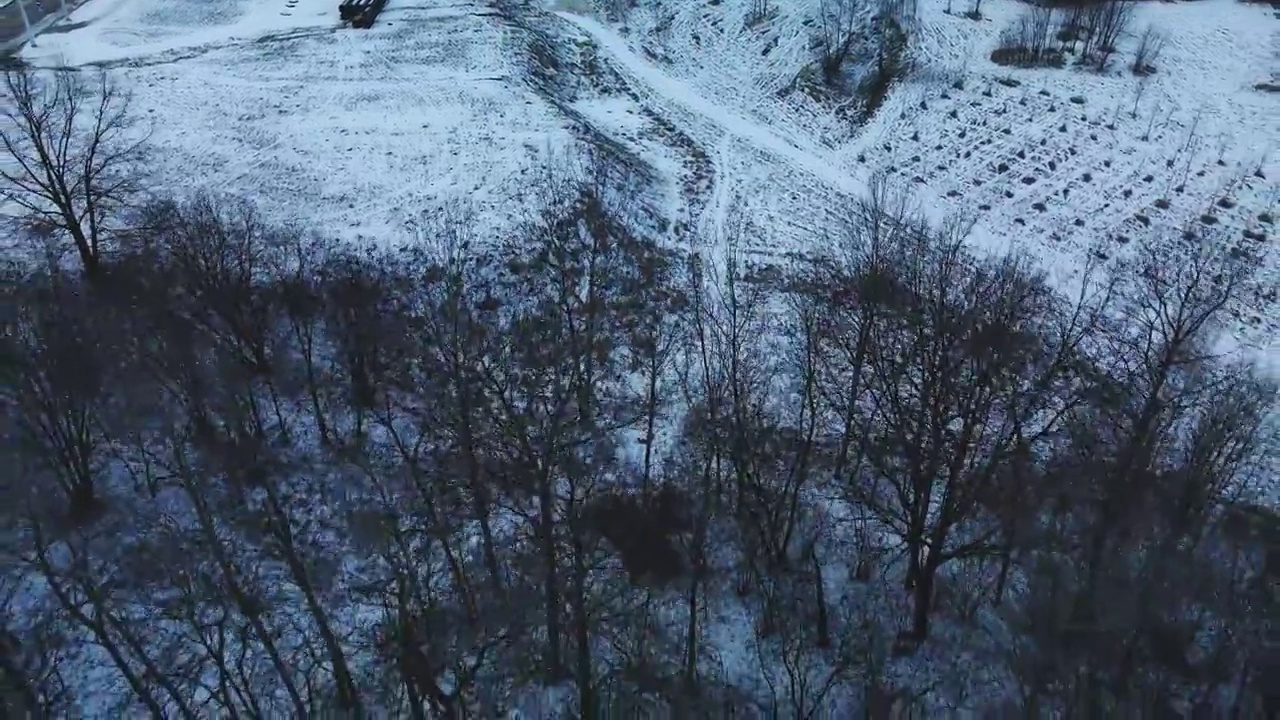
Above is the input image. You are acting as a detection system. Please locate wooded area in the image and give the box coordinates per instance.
[0,64,1276,718]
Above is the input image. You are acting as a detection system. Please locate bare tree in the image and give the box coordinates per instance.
[6,269,121,521]
[819,199,1111,642]
[1010,234,1275,714]
[1131,24,1167,75]
[994,6,1058,67]
[0,68,145,278]
[747,0,772,27]
[819,0,859,82]
[1086,0,1134,70]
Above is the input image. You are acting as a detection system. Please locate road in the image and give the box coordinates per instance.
[0,0,67,52]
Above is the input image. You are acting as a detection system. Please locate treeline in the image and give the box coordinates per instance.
[0,69,1277,718]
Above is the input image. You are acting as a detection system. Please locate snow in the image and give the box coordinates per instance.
[560,10,868,200]
[6,0,1278,712]
[23,0,1274,329]
[23,0,578,243]
[11,0,1275,489]
[561,0,1279,353]
[26,0,335,66]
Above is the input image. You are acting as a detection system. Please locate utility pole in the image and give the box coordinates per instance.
[14,0,35,47]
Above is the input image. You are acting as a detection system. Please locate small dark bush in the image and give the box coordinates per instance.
[991,7,1062,68]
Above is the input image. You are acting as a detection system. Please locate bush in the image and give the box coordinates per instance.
[853,14,908,122]
[1131,24,1167,75]
[991,7,1064,68]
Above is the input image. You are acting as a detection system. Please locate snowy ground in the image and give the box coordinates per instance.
[569,0,1279,352]
[23,0,578,243]
[18,0,1279,348]
[8,0,1278,711]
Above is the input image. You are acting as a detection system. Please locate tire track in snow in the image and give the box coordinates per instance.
[554,9,868,220]
[702,137,733,241]
[539,12,716,242]
[553,8,1015,258]
[495,0,683,237]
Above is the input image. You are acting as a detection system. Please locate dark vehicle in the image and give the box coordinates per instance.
[338,0,385,28]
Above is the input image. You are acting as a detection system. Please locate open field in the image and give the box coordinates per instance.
[19,0,1277,360]
[2,1,1277,714]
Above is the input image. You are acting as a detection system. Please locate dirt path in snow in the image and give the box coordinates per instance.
[553,10,866,240]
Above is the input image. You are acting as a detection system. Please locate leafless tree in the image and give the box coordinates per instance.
[1131,24,1166,75]
[1011,234,1276,714]
[811,188,1113,642]
[1085,0,1134,70]
[5,142,1279,716]
[993,7,1058,67]
[5,269,121,521]
[819,0,860,82]
[747,0,772,27]
[0,68,145,278]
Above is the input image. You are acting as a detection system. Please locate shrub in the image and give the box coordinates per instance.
[1131,24,1167,75]
[991,7,1063,68]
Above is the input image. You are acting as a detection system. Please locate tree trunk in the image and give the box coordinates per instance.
[812,546,831,648]
[910,557,936,641]
[263,489,362,714]
[570,530,594,719]
[458,388,502,594]
[538,468,563,679]
[684,573,700,691]
[993,542,1013,607]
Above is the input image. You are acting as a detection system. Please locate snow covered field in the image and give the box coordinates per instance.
[24,0,578,242]
[19,0,1279,356]
[5,1,1277,713]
